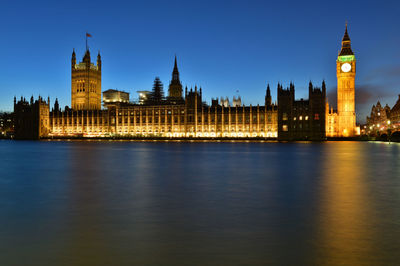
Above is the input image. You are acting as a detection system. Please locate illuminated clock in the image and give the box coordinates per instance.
[341,63,352,72]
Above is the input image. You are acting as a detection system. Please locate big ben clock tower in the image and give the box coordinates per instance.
[336,24,356,136]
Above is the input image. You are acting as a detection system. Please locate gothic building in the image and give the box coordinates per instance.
[365,95,400,134]
[366,101,391,129]
[390,95,400,126]
[14,96,50,139]
[13,26,359,140]
[71,49,102,110]
[277,82,326,141]
[326,24,358,137]
[14,56,278,139]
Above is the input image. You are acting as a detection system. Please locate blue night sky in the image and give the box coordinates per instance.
[0,0,399,123]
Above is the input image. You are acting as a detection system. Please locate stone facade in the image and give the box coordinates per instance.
[14,26,361,140]
[48,89,278,138]
[71,49,102,110]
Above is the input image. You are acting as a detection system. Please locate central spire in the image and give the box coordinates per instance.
[172,55,180,81]
[168,55,183,100]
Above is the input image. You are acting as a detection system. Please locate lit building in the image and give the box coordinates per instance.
[326,24,358,137]
[14,56,278,139]
[71,49,102,110]
[14,26,360,140]
[390,95,400,127]
[232,96,242,107]
[366,101,391,131]
[137,91,151,105]
[365,95,400,135]
[103,89,130,105]
[0,112,14,137]
[45,89,278,138]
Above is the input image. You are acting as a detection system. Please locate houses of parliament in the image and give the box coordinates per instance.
[14,26,359,140]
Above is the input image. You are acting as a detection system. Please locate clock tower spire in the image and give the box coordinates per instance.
[336,23,356,136]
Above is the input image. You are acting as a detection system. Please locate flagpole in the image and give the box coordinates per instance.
[86,32,88,51]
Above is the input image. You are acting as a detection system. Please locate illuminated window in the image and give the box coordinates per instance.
[282,125,288,131]
[283,113,288,121]
[293,117,297,121]
[299,116,303,120]
[305,116,308,120]
[314,113,319,120]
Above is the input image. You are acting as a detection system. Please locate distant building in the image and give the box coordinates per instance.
[390,95,400,126]
[213,96,242,107]
[103,89,130,105]
[365,95,400,135]
[0,112,14,137]
[366,101,391,131]
[220,97,229,107]
[278,82,326,141]
[232,96,242,107]
[137,91,151,105]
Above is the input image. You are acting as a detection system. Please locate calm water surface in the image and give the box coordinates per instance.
[0,140,400,265]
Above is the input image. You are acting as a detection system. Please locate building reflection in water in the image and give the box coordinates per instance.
[2,141,400,264]
[314,142,376,265]
[63,143,112,265]
[64,142,166,264]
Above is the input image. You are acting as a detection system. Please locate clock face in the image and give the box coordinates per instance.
[341,63,352,72]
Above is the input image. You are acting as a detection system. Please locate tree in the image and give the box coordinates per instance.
[148,77,164,104]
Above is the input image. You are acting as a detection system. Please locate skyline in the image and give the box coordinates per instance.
[1,1,400,123]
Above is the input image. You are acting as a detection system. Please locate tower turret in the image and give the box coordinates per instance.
[309,81,313,95]
[83,49,91,65]
[71,49,76,69]
[54,98,60,112]
[97,51,102,71]
[322,80,326,97]
[265,84,272,106]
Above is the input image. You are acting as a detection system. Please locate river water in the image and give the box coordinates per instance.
[0,140,399,265]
